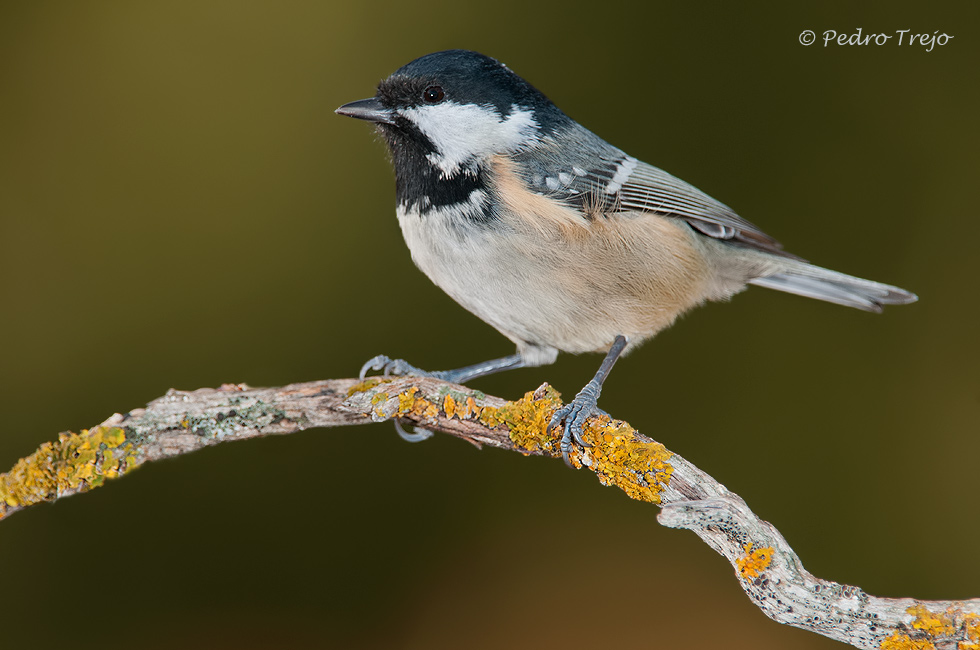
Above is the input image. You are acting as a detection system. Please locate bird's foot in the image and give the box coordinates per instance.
[548,379,604,467]
[359,354,445,380]
[360,355,439,443]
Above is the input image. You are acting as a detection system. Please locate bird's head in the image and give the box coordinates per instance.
[337,50,569,179]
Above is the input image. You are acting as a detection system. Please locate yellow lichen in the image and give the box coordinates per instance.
[478,404,503,429]
[584,417,673,504]
[0,427,139,517]
[475,386,673,503]
[482,386,562,454]
[735,543,774,579]
[102,427,126,448]
[880,633,935,650]
[347,377,387,397]
[366,381,673,506]
[880,604,980,650]
[369,380,674,505]
[463,396,481,419]
[398,387,420,414]
[909,604,956,638]
[390,385,441,421]
[962,612,980,650]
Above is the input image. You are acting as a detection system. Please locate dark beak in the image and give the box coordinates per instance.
[335,97,396,125]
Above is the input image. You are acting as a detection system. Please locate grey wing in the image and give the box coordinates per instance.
[620,159,788,253]
[515,131,793,258]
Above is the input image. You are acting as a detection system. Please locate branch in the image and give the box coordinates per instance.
[1,377,976,649]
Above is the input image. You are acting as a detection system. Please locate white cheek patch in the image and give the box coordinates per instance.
[400,102,539,177]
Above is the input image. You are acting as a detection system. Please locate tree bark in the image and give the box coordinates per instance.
[1,376,976,649]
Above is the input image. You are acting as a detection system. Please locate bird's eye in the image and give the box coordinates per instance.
[422,85,445,104]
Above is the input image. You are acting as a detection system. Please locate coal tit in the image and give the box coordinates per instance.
[336,49,916,466]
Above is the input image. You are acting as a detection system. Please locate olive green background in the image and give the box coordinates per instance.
[1,3,977,649]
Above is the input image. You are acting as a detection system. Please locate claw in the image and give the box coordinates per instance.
[548,379,603,467]
[359,355,393,380]
[394,419,434,443]
[359,354,431,380]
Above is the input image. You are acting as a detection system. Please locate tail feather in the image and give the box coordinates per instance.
[748,264,917,313]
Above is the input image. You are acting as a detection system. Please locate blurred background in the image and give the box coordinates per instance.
[1,2,977,649]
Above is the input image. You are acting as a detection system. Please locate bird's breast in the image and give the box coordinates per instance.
[394,157,715,353]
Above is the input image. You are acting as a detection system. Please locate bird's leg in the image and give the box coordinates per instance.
[359,353,526,443]
[548,335,628,467]
[359,353,525,383]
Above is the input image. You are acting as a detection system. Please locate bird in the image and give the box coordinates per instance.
[335,49,917,465]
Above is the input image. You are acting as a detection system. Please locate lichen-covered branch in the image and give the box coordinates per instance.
[1,377,976,649]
